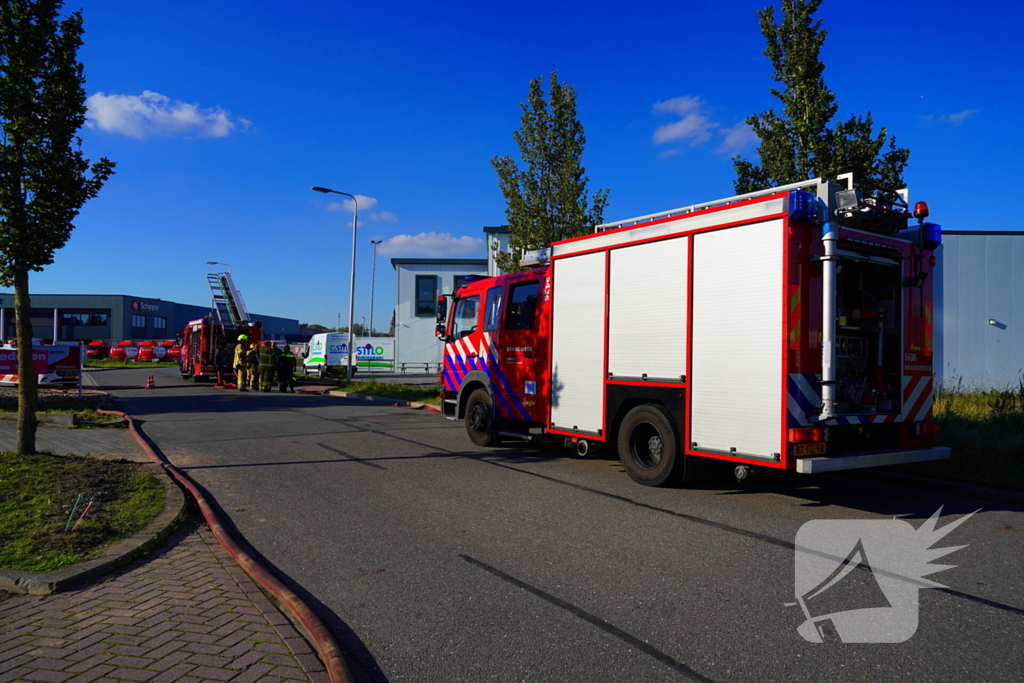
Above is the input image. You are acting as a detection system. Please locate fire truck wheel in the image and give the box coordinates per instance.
[465,388,500,447]
[617,404,679,486]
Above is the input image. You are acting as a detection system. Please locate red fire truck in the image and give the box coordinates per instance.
[180,270,261,381]
[437,174,949,486]
[179,317,261,382]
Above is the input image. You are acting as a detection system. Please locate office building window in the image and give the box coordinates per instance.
[131,314,146,328]
[154,316,167,330]
[415,275,438,317]
[61,310,110,326]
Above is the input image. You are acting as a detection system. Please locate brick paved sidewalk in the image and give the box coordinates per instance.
[0,520,327,683]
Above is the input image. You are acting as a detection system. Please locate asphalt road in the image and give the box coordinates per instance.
[95,368,1024,682]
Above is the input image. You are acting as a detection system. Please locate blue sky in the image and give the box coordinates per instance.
[30,0,1024,331]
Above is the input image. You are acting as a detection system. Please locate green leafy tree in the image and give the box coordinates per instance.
[733,0,909,193]
[492,71,608,273]
[0,0,115,454]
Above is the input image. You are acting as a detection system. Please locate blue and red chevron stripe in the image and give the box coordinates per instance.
[443,334,532,422]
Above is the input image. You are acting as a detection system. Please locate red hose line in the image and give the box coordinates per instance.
[94,395,353,683]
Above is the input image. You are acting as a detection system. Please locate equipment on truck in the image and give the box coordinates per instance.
[437,174,948,486]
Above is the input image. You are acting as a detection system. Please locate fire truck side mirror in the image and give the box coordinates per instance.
[434,324,449,342]
[436,295,448,324]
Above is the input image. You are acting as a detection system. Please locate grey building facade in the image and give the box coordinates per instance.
[0,293,299,343]
[935,231,1024,390]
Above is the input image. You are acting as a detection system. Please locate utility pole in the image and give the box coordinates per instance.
[369,239,383,336]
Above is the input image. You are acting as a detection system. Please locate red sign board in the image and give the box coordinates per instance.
[0,345,82,385]
[0,349,48,374]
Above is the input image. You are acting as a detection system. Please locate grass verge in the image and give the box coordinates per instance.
[0,451,165,573]
[86,360,178,368]
[886,382,1024,492]
[335,379,441,405]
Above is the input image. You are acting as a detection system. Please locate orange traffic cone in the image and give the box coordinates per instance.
[145,375,155,389]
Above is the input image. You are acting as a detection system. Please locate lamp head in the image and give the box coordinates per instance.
[311,186,332,193]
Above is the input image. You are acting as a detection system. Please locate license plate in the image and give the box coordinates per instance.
[794,442,827,456]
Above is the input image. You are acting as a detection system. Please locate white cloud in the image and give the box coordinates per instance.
[717,121,758,155]
[86,90,249,139]
[652,96,718,145]
[370,211,399,223]
[377,232,485,257]
[326,195,378,212]
[658,149,681,159]
[921,109,979,125]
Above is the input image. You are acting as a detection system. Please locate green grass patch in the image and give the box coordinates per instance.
[0,451,165,572]
[335,379,441,404]
[885,380,1024,492]
[86,360,178,368]
[75,409,123,424]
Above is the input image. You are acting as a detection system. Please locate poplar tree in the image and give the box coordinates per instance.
[733,0,909,193]
[0,0,115,454]
[492,71,608,273]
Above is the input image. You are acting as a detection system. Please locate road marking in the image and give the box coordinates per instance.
[369,430,1024,619]
[462,555,715,681]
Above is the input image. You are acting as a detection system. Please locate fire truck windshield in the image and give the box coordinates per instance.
[452,295,480,339]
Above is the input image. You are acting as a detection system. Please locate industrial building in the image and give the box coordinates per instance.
[935,231,1024,390]
[0,293,299,343]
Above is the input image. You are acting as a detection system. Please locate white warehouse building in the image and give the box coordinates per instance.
[935,231,1024,390]
[391,257,487,367]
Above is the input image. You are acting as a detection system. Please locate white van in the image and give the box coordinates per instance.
[302,334,395,377]
[302,334,355,378]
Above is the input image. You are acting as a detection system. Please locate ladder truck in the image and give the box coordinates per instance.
[436,174,949,486]
[179,270,261,382]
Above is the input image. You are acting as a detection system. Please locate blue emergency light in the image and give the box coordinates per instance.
[921,222,942,250]
[788,190,818,223]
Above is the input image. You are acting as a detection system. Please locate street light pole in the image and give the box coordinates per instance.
[369,239,382,336]
[311,186,359,381]
[205,261,232,276]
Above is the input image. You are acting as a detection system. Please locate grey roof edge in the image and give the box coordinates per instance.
[390,258,488,267]
[942,230,1024,236]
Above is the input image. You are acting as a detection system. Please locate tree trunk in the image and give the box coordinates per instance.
[14,269,37,455]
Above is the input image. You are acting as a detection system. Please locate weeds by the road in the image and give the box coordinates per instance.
[335,379,441,405]
[889,379,1024,491]
[0,451,164,572]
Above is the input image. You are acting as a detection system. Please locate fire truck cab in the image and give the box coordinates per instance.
[438,174,950,486]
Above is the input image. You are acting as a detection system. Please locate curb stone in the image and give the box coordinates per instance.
[0,460,188,595]
[0,411,76,426]
[328,389,441,412]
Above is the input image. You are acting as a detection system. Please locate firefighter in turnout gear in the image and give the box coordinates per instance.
[233,335,250,391]
[277,346,296,393]
[247,340,261,387]
[258,341,275,392]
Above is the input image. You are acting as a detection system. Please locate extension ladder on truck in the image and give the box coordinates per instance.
[206,272,250,330]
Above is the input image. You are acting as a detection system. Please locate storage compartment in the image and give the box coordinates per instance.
[833,257,902,414]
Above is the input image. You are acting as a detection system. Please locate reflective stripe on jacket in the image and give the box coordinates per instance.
[259,347,274,367]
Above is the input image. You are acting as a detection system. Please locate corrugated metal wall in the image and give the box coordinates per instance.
[935,232,1024,390]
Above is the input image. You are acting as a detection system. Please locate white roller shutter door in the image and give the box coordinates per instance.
[550,252,606,434]
[608,237,687,381]
[691,220,783,458]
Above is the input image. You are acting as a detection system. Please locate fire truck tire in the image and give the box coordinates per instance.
[617,404,680,486]
[465,388,500,447]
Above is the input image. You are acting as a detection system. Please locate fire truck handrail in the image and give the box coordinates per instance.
[595,177,825,232]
